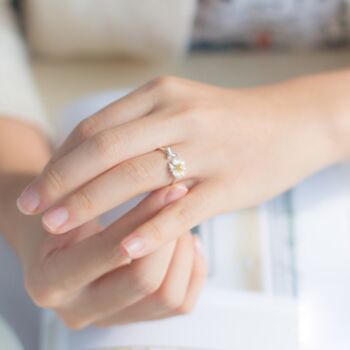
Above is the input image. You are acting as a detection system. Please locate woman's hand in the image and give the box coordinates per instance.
[16,74,340,259]
[14,183,207,329]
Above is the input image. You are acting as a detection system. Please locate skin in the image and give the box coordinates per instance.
[16,72,350,257]
[0,119,207,329]
[1,70,350,328]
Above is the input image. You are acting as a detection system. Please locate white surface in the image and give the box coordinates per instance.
[45,288,297,350]
[294,165,350,350]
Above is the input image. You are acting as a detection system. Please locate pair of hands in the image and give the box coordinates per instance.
[17,75,336,328]
[23,183,206,329]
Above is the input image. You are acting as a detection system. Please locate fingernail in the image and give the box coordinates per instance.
[121,236,146,258]
[194,236,205,256]
[42,207,69,232]
[164,183,188,205]
[16,185,40,214]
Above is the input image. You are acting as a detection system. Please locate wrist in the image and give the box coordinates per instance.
[252,74,348,168]
[291,70,350,164]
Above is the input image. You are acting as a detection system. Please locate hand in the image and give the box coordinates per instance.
[19,184,207,329]
[16,75,337,259]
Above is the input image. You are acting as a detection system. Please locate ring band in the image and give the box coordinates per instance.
[160,146,187,183]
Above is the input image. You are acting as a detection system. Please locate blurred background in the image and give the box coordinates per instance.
[1,1,350,349]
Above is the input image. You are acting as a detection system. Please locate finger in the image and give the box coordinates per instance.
[95,232,194,326]
[120,181,221,259]
[17,111,187,215]
[31,184,188,307]
[41,145,196,234]
[130,235,207,321]
[142,236,207,322]
[58,241,177,329]
[52,75,186,163]
[38,218,103,260]
[50,83,159,163]
[168,236,207,317]
[48,217,104,248]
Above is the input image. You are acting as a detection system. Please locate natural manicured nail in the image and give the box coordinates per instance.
[121,236,146,258]
[164,183,188,204]
[16,185,40,214]
[42,207,69,232]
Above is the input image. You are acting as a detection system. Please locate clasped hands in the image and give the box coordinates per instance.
[16,75,336,328]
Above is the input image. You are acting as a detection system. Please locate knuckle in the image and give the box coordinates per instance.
[155,290,183,312]
[92,130,123,162]
[197,265,208,282]
[176,302,194,315]
[144,220,164,245]
[96,234,122,268]
[186,106,203,125]
[150,75,177,92]
[121,160,150,185]
[56,307,91,330]
[76,117,99,141]
[45,167,65,195]
[175,206,193,227]
[175,192,208,229]
[24,270,43,306]
[25,280,63,308]
[86,231,125,272]
[72,188,95,213]
[129,269,161,296]
[182,101,201,115]
[25,266,65,308]
[61,316,89,330]
[176,106,205,133]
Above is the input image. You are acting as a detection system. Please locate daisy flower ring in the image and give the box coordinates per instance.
[160,146,187,183]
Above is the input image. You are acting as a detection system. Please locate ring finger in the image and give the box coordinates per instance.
[42,145,199,234]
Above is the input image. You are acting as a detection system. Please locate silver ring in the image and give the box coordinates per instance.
[160,146,187,183]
